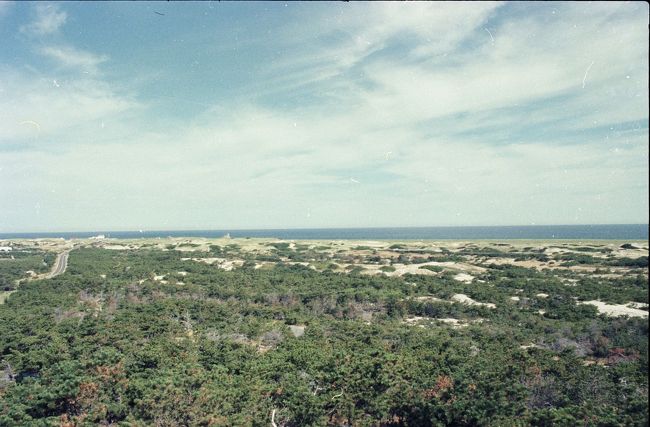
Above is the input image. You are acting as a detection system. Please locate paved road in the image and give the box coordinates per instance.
[47,251,70,278]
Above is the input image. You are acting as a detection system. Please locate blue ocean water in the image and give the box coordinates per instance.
[0,225,647,240]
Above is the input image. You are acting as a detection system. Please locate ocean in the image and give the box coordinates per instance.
[0,224,647,240]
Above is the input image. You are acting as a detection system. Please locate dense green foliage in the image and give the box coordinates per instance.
[0,250,54,291]
[0,245,647,426]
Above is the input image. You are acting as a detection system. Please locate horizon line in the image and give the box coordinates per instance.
[0,223,648,236]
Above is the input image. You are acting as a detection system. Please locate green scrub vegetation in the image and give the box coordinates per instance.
[0,244,647,426]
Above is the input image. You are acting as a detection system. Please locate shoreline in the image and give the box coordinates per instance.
[1,236,649,245]
[0,225,647,242]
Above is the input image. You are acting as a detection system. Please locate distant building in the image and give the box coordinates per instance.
[0,246,12,252]
[89,235,106,240]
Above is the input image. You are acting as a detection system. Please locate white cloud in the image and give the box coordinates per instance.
[245,0,646,156]
[20,3,67,36]
[0,71,138,142]
[1,2,647,231]
[254,2,502,99]
[38,45,109,73]
[1,4,125,144]
[2,105,646,230]
[369,1,502,58]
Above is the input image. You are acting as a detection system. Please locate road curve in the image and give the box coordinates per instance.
[47,251,70,278]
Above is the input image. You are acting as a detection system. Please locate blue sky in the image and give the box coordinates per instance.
[0,1,648,232]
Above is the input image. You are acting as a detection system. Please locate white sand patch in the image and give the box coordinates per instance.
[414,296,444,302]
[403,316,428,328]
[182,257,221,264]
[219,260,244,271]
[433,261,486,273]
[627,302,649,309]
[615,250,647,258]
[483,258,516,265]
[175,246,202,252]
[453,273,474,283]
[288,325,305,337]
[538,310,546,315]
[152,275,168,284]
[544,247,568,255]
[439,318,484,327]
[520,343,541,350]
[177,271,188,276]
[412,294,496,308]
[510,296,520,301]
[579,300,648,318]
[404,316,427,324]
[404,316,483,328]
[182,257,244,271]
[254,262,275,270]
[392,264,436,276]
[437,318,464,325]
[513,259,551,269]
[484,257,550,270]
[536,293,549,298]
[0,290,16,305]
[378,260,487,275]
[100,274,106,279]
[103,244,130,250]
[360,263,435,277]
[355,240,390,248]
[567,265,599,273]
[348,259,486,278]
[451,294,496,308]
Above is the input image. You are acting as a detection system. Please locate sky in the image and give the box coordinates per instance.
[0,1,648,232]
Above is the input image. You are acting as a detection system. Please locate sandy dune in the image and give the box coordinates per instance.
[453,273,474,283]
[578,300,648,318]
[404,316,483,328]
[451,294,496,308]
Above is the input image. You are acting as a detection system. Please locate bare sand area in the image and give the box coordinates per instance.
[2,237,646,284]
[404,316,484,328]
[578,300,648,318]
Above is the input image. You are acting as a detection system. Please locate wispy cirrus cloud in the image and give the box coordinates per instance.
[255,2,502,100]
[19,3,66,36]
[38,45,108,74]
[1,4,134,145]
[0,72,138,143]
